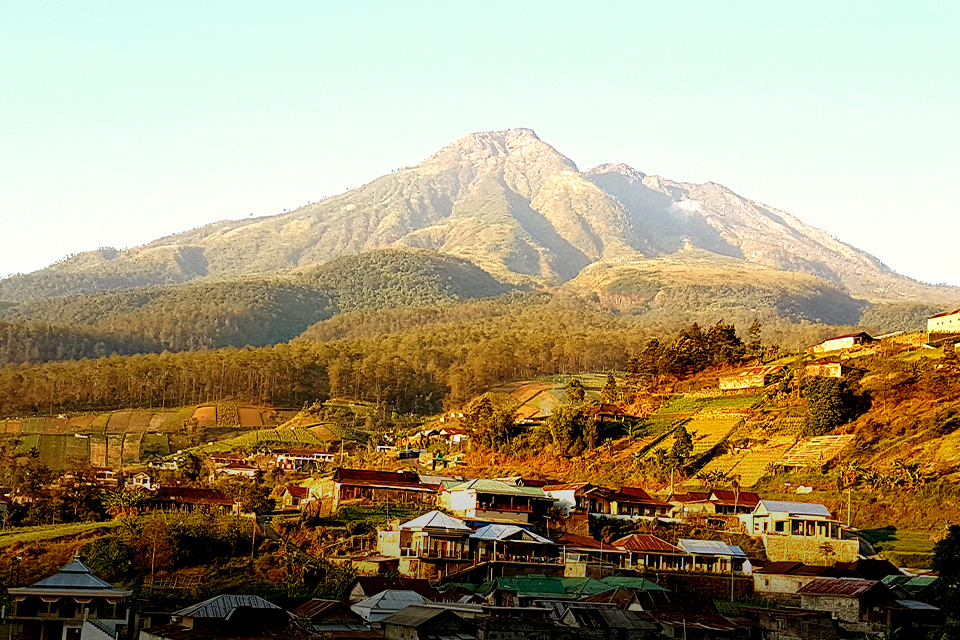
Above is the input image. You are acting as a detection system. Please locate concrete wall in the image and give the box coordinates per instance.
[928,313,960,334]
[754,573,819,598]
[763,536,859,563]
[800,594,861,624]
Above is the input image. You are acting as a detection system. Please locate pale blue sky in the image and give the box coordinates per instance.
[2,1,958,285]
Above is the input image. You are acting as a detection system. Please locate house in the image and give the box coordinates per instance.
[145,486,235,513]
[611,535,689,572]
[805,359,860,379]
[208,453,246,467]
[213,461,258,479]
[347,577,437,604]
[928,309,960,336]
[290,599,371,640]
[742,500,858,563]
[126,472,154,492]
[543,482,594,516]
[796,578,900,635]
[470,524,557,565]
[437,478,553,525]
[276,449,338,472]
[677,539,752,575]
[279,485,311,510]
[8,553,133,640]
[580,486,672,519]
[140,595,294,640]
[554,533,629,576]
[718,365,785,391]
[350,590,428,623]
[672,490,760,517]
[380,606,477,640]
[376,511,473,580]
[319,468,437,510]
[752,561,834,599]
[809,332,877,354]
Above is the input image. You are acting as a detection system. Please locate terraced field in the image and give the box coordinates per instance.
[1,403,287,470]
[694,434,799,487]
[779,434,856,469]
[686,415,743,457]
[653,394,760,416]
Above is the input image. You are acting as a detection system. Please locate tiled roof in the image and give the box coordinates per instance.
[284,486,309,498]
[930,308,960,319]
[755,562,832,576]
[611,534,683,553]
[797,578,883,597]
[709,490,760,507]
[334,468,423,485]
[670,491,710,503]
[543,482,592,492]
[552,533,610,550]
[151,486,234,506]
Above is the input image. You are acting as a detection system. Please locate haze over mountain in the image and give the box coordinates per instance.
[1,128,955,305]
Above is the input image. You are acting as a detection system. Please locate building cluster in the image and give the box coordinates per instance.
[5,547,940,640]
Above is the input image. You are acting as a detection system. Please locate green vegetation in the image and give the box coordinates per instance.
[0,520,121,547]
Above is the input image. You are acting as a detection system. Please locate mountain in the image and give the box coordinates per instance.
[1,128,956,305]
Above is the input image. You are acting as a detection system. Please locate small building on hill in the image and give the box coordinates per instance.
[376,510,473,580]
[719,365,785,391]
[437,478,553,525]
[928,309,960,336]
[276,449,337,472]
[805,358,860,379]
[743,500,858,563]
[319,468,436,510]
[279,485,311,510]
[809,332,877,354]
[580,486,672,519]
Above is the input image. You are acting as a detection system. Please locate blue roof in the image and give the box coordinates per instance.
[678,539,747,557]
[758,500,832,517]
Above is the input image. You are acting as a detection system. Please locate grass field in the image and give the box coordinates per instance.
[0,521,121,547]
[39,436,67,470]
[859,526,937,568]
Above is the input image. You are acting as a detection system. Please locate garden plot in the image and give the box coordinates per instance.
[128,411,154,431]
[106,435,124,467]
[148,412,171,431]
[192,406,217,428]
[686,416,743,456]
[67,415,96,431]
[779,434,856,469]
[39,436,68,470]
[65,435,90,466]
[5,420,21,435]
[106,411,132,434]
[89,436,108,467]
[695,434,799,487]
[238,407,263,428]
[122,433,143,464]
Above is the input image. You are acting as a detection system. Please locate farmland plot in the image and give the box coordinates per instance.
[107,411,132,434]
[40,436,68,470]
[193,406,217,428]
[89,436,107,467]
[122,433,142,464]
[106,435,124,467]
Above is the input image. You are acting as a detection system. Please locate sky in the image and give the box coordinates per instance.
[2,1,959,285]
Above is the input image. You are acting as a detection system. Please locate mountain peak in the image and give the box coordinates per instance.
[586,163,647,182]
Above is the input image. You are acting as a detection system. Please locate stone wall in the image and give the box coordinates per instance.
[763,535,859,564]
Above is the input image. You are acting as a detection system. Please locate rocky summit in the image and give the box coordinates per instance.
[1,128,955,303]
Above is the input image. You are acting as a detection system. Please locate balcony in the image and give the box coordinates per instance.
[398,548,468,560]
[478,503,533,513]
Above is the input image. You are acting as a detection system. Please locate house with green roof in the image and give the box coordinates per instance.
[437,478,554,525]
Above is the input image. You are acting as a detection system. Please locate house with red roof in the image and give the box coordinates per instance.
[318,468,436,510]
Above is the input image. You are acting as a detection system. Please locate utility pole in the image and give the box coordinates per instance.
[847,488,852,527]
[251,515,257,567]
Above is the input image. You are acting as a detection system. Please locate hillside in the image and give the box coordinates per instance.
[3,129,957,305]
[564,249,867,325]
[0,250,508,358]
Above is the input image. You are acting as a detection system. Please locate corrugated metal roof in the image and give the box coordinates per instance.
[797,578,881,597]
[350,590,427,622]
[755,562,831,576]
[470,524,554,544]
[174,594,280,619]
[757,500,832,517]
[678,539,747,557]
[445,478,547,498]
[401,510,471,532]
[597,576,669,592]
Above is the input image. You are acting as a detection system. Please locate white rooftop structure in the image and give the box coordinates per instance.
[678,539,747,557]
[350,590,427,622]
[400,510,471,532]
[470,524,553,544]
[755,500,833,517]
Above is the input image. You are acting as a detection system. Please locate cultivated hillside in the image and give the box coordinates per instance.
[2,129,956,304]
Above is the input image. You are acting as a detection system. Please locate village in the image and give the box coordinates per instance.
[1,310,960,640]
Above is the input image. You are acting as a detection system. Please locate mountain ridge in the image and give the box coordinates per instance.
[1,128,956,305]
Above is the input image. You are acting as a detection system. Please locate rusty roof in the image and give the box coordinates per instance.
[612,534,683,553]
[929,308,960,319]
[797,578,884,597]
[755,562,832,576]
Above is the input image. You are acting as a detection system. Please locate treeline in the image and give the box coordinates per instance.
[0,305,664,415]
[0,320,158,367]
[0,250,512,363]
